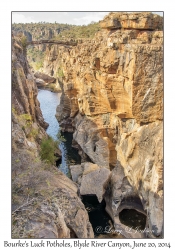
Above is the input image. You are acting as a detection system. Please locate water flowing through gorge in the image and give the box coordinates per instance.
[37,89,81,176]
[37,89,114,236]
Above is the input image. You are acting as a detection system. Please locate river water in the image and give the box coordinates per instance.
[37,89,81,176]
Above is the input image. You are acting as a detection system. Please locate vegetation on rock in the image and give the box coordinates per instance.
[39,136,58,164]
[20,35,27,48]
[39,132,65,164]
[12,21,101,40]
[27,47,45,71]
[54,22,100,39]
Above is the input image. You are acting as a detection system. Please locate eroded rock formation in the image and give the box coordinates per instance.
[43,12,163,238]
[12,36,48,130]
[12,35,94,238]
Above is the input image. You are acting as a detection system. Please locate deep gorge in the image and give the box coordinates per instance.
[37,89,114,237]
[37,88,148,238]
[37,89,81,176]
[12,12,163,239]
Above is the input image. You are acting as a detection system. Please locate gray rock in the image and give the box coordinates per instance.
[34,71,56,83]
[80,162,111,202]
[70,165,83,183]
[35,78,46,87]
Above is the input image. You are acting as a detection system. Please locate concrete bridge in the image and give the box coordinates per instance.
[27,39,77,46]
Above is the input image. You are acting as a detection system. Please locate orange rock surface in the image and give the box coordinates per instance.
[42,12,163,238]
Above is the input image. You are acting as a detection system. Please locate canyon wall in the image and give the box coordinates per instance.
[12,35,94,238]
[12,24,70,41]
[43,12,163,238]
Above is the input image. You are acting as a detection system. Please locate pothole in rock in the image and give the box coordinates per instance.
[56,158,62,166]
[81,195,113,237]
[119,209,146,230]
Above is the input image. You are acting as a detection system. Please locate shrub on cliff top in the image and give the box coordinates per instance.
[20,35,27,48]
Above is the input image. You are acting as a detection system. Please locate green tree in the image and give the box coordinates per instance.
[21,35,27,48]
[39,136,58,164]
[39,133,65,165]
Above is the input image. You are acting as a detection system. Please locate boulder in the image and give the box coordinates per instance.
[70,164,83,183]
[35,78,46,87]
[34,71,56,83]
[70,162,111,203]
[80,167,111,202]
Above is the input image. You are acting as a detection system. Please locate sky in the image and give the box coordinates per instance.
[12,11,163,25]
[12,12,110,25]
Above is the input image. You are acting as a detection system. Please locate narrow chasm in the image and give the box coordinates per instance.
[37,89,81,176]
[81,195,112,237]
[37,88,113,237]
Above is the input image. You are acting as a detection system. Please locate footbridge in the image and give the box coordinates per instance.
[27,39,77,46]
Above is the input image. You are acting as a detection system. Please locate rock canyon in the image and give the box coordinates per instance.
[12,12,163,239]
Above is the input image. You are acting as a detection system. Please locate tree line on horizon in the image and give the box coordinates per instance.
[12,21,101,40]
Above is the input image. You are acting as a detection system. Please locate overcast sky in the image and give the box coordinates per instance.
[12,11,163,25]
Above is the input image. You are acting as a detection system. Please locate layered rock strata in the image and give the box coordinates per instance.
[12,36,48,131]
[12,35,94,238]
[12,25,67,42]
[44,12,163,238]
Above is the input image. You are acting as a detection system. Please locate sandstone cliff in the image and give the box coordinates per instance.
[12,35,94,238]
[12,23,71,41]
[43,12,163,238]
